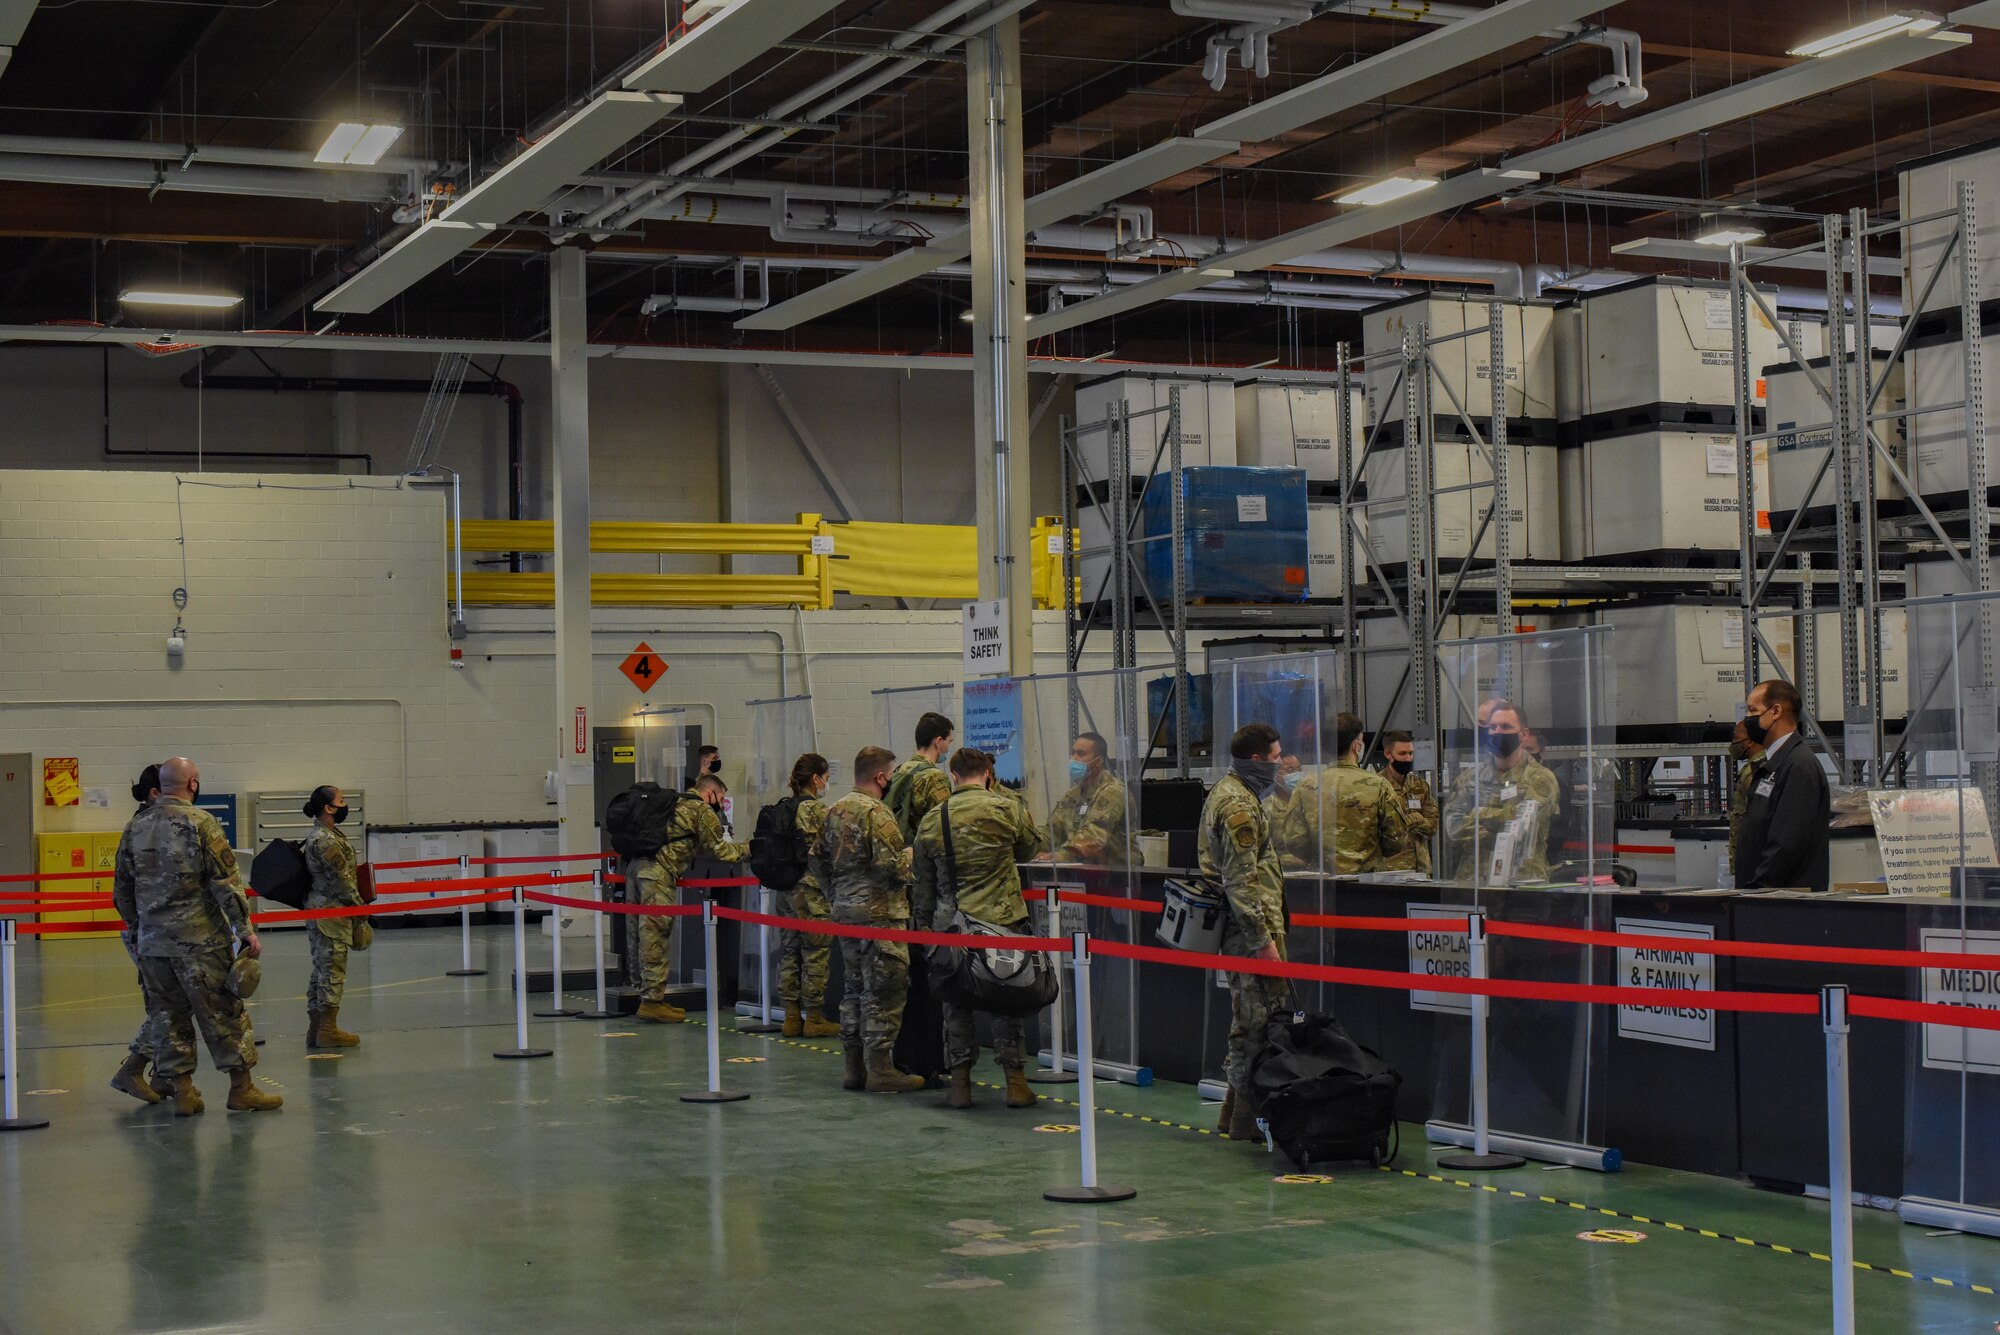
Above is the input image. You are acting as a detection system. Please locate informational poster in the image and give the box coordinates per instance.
[42,757,79,807]
[1614,918,1716,1051]
[962,677,1025,787]
[1407,904,1473,1015]
[1919,928,2000,1073]
[1868,789,2000,897]
[962,600,1008,675]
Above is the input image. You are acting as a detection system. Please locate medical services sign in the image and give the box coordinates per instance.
[1920,927,2000,1073]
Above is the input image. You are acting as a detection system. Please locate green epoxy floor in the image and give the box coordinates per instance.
[3,926,1996,1334]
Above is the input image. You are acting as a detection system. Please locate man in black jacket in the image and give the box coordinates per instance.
[1735,679,1831,892]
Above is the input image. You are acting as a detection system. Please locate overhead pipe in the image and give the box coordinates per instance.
[95,345,377,472]
[1324,1,1647,108]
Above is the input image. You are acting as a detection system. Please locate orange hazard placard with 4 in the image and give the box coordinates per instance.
[620,642,666,693]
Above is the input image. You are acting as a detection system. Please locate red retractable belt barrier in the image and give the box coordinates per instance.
[471,853,614,867]
[714,904,1064,953]
[1023,886,1166,914]
[17,920,130,936]
[1,899,116,914]
[1850,994,2000,1034]
[1487,919,2000,971]
[251,891,513,926]
[524,890,698,918]
[0,870,107,884]
[1292,913,1471,934]
[680,877,760,890]
[369,857,465,872]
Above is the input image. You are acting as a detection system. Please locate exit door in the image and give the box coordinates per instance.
[0,753,30,879]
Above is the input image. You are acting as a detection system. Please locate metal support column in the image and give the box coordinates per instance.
[550,246,596,861]
[1732,243,1763,691]
[1337,345,1360,702]
[1488,304,1514,635]
[1405,325,1436,751]
[1821,215,1861,784]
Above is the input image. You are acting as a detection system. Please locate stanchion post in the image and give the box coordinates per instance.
[576,861,619,1020]
[682,900,749,1104]
[534,863,582,1019]
[1030,889,1078,1085]
[494,887,552,1060]
[1437,910,1525,1171]
[446,852,485,977]
[1044,932,1133,1203]
[1,919,51,1131]
[738,882,781,1034]
[1823,984,1856,1335]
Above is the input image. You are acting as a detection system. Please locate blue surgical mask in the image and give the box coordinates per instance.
[1068,760,1090,785]
[1278,770,1299,793]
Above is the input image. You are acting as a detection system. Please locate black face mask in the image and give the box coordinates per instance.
[187,781,200,802]
[1742,710,1771,746]
[1233,757,1278,798]
[1388,758,1414,777]
[1485,732,1522,760]
[329,804,350,825]
[706,757,722,774]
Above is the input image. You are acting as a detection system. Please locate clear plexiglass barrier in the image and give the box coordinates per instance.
[737,695,820,1016]
[633,707,687,793]
[1890,590,2000,1229]
[872,682,959,777]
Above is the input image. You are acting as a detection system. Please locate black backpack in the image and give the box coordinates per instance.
[1247,1012,1402,1169]
[604,783,689,861]
[748,796,808,891]
[251,838,313,910]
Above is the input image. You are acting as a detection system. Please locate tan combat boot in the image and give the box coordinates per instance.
[945,1063,974,1109]
[310,1007,360,1049]
[1227,1085,1261,1143]
[1004,1068,1038,1109]
[802,1011,840,1038]
[841,1041,866,1091]
[1215,1087,1234,1135]
[636,1000,686,1024]
[864,1048,925,1093]
[782,1003,803,1037]
[170,1074,205,1117]
[226,1069,283,1112]
[111,1053,162,1104]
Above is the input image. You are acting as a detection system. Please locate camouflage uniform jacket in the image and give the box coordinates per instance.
[1278,760,1410,875]
[811,790,912,924]
[913,785,1045,931]
[1442,755,1562,882]
[1727,753,1763,875]
[304,823,363,946]
[1048,769,1128,864]
[1379,765,1439,874]
[792,794,829,897]
[112,796,252,957]
[886,755,951,842]
[1197,772,1285,953]
[658,792,752,884]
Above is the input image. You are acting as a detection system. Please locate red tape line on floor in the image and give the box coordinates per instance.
[251,890,513,925]
[525,890,698,918]
[1487,918,2000,971]
[1850,994,2000,1033]
[1292,914,1472,934]
[714,904,1064,953]
[1086,937,1824,1016]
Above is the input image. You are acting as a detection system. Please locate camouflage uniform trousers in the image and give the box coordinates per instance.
[838,932,910,1060]
[1220,917,1290,1091]
[777,882,831,1009]
[941,914,1030,1071]
[138,949,256,1077]
[122,933,164,1064]
[626,853,679,1004]
[308,927,349,1013]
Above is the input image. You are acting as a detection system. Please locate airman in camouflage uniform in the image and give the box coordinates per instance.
[1202,724,1291,1143]
[1264,753,1303,828]
[110,765,169,1105]
[885,711,955,841]
[628,774,750,1024]
[1727,720,1764,882]
[303,785,364,1049]
[1378,730,1438,874]
[1279,759,1410,874]
[1045,732,1128,864]
[110,757,279,1116]
[775,755,839,1038]
[1443,704,1562,883]
[912,751,1046,1110]
[811,746,924,1093]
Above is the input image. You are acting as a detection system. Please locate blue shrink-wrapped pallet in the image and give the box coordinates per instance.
[1141,466,1309,601]
[1147,672,1213,750]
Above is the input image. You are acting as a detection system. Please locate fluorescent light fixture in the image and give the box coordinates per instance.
[120,290,242,309]
[1693,213,1766,247]
[1787,12,1941,58]
[316,122,404,165]
[1335,176,1438,207]
[958,308,976,323]
[1199,267,1237,279]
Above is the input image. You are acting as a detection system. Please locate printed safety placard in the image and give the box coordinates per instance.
[1407,904,1472,1015]
[1614,917,1716,1051]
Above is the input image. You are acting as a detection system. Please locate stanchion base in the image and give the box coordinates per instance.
[573,1009,622,1020]
[1043,1183,1136,1204]
[736,1022,782,1034]
[1435,1151,1527,1171]
[679,1089,750,1104]
[492,1048,554,1060]
[0,1116,52,1132]
[446,969,488,978]
[533,1008,583,1019]
[1028,1069,1079,1085]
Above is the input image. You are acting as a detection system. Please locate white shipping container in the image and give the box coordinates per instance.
[1564,427,1745,559]
[1360,440,1560,564]
[1073,372,1237,483]
[1803,607,1908,726]
[1765,354,1907,518]
[1235,381,1362,484]
[1355,610,1559,736]
[1555,277,1781,423]
[1904,331,1999,502]
[1360,295,1559,430]
[1306,501,1343,598]
[363,824,479,920]
[1601,604,1778,730]
[1900,139,2000,317]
